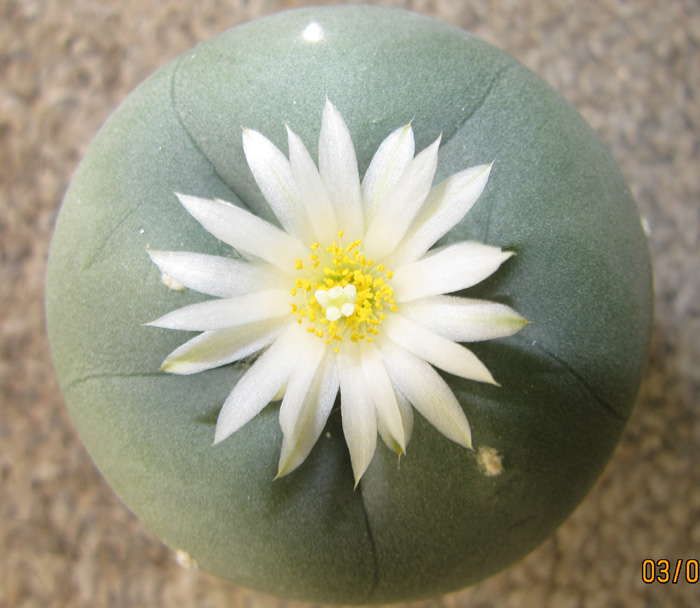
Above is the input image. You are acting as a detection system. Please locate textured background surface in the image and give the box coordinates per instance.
[1,0,698,607]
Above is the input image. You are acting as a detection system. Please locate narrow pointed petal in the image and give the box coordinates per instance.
[242,128,313,244]
[363,136,441,259]
[160,317,289,375]
[401,295,528,342]
[392,242,515,302]
[380,341,472,449]
[287,126,338,243]
[389,163,492,265]
[278,336,327,435]
[176,193,306,273]
[394,388,414,448]
[277,353,339,477]
[384,314,497,385]
[360,123,415,225]
[318,100,363,237]
[145,289,290,331]
[214,325,300,444]
[337,342,377,486]
[148,250,285,298]
[360,342,406,455]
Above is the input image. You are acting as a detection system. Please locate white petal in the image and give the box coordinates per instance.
[318,100,363,237]
[389,163,492,265]
[286,126,338,243]
[363,136,441,259]
[145,289,290,331]
[176,193,306,273]
[360,342,406,455]
[401,295,528,342]
[384,314,497,385]
[394,388,414,448]
[148,250,285,298]
[337,341,377,486]
[277,353,339,477]
[379,341,472,449]
[278,336,326,435]
[360,123,415,225]
[392,242,514,302]
[214,325,300,444]
[160,317,289,375]
[242,129,314,244]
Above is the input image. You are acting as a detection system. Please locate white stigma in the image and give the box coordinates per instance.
[315,284,357,322]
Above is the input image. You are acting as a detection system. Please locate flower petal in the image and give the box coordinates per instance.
[214,325,300,444]
[363,135,441,259]
[242,128,314,244]
[145,289,290,331]
[360,342,406,455]
[148,250,285,298]
[278,335,327,435]
[401,295,528,342]
[318,99,363,237]
[176,193,306,273]
[286,125,338,243]
[394,388,414,448]
[337,341,377,486]
[392,242,514,302]
[388,163,492,266]
[360,123,415,226]
[379,341,472,449]
[384,314,497,385]
[277,351,339,477]
[160,317,289,375]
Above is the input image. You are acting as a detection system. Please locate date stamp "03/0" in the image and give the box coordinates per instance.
[642,559,699,584]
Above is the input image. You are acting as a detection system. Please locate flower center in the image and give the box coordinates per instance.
[290,231,397,352]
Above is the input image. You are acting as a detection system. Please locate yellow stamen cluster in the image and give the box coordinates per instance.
[290,231,397,353]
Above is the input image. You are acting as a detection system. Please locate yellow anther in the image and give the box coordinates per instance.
[290,231,397,351]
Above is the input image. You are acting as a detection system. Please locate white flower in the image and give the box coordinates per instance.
[146,100,527,485]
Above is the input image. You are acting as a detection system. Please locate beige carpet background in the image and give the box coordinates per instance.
[1,0,698,606]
